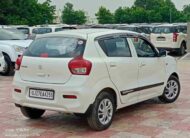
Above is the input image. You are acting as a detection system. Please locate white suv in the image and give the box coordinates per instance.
[13,29,180,131]
[0,29,32,75]
[151,24,187,55]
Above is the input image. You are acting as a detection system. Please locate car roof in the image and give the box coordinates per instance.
[37,29,139,39]
[155,24,178,27]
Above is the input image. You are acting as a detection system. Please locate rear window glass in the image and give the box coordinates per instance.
[17,28,29,34]
[152,27,177,34]
[32,28,52,34]
[55,28,63,32]
[0,29,26,40]
[24,37,86,58]
[98,37,131,57]
[178,26,187,33]
[117,27,136,32]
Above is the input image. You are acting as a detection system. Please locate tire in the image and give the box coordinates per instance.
[20,107,45,119]
[0,55,14,76]
[178,42,186,56]
[87,92,116,131]
[159,76,180,103]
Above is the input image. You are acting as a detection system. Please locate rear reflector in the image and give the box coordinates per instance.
[63,95,77,99]
[14,88,21,93]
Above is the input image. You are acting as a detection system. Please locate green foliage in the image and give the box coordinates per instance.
[62,3,87,25]
[183,4,190,21]
[98,0,190,24]
[96,6,114,24]
[0,0,55,26]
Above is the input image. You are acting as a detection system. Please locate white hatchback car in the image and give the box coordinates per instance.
[13,29,180,131]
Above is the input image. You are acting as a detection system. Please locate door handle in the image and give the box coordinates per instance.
[110,62,117,67]
[140,63,146,67]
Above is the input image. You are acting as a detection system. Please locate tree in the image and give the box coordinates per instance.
[183,4,190,21]
[0,0,55,25]
[114,7,132,23]
[134,0,163,10]
[62,3,87,25]
[99,0,186,24]
[96,6,114,24]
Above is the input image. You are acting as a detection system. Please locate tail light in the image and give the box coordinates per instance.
[173,33,178,42]
[68,56,92,75]
[15,55,23,70]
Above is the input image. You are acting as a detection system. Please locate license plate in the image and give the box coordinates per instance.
[29,88,54,100]
[157,37,166,41]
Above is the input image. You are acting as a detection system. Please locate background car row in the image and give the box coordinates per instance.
[0,23,188,76]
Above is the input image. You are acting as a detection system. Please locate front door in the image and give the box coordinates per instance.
[131,37,166,101]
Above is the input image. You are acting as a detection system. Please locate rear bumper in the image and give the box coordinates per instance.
[12,72,95,114]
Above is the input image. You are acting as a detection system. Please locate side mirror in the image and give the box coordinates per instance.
[158,49,167,57]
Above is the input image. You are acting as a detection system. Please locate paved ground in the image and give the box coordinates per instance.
[0,59,190,138]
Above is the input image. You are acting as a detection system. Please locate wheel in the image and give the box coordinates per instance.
[0,55,14,76]
[178,43,186,56]
[20,107,45,119]
[159,76,180,103]
[87,92,116,131]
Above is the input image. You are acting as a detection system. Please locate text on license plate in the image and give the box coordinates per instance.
[29,89,54,100]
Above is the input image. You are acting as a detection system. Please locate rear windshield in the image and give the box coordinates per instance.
[117,27,135,32]
[55,28,63,32]
[178,26,187,33]
[24,37,86,58]
[55,27,77,32]
[17,28,29,34]
[152,27,177,34]
[0,29,26,40]
[32,28,52,34]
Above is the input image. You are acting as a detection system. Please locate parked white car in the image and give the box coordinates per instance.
[13,29,180,131]
[0,29,33,75]
[150,24,187,55]
[0,52,5,73]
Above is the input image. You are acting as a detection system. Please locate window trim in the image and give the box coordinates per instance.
[129,36,159,58]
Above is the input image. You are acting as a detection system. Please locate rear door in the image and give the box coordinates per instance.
[97,36,139,104]
[20,37,86,84]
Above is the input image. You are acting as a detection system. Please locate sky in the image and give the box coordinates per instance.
[39,0,190,18]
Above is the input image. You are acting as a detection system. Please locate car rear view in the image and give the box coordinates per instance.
[150,25,186,55]
[12,34,96,115]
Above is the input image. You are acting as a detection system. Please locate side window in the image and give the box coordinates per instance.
[131,38,157,57]
[98,37,131,57]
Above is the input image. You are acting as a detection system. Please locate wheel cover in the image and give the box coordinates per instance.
[165,80,179,100]
[98,98,113,125]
